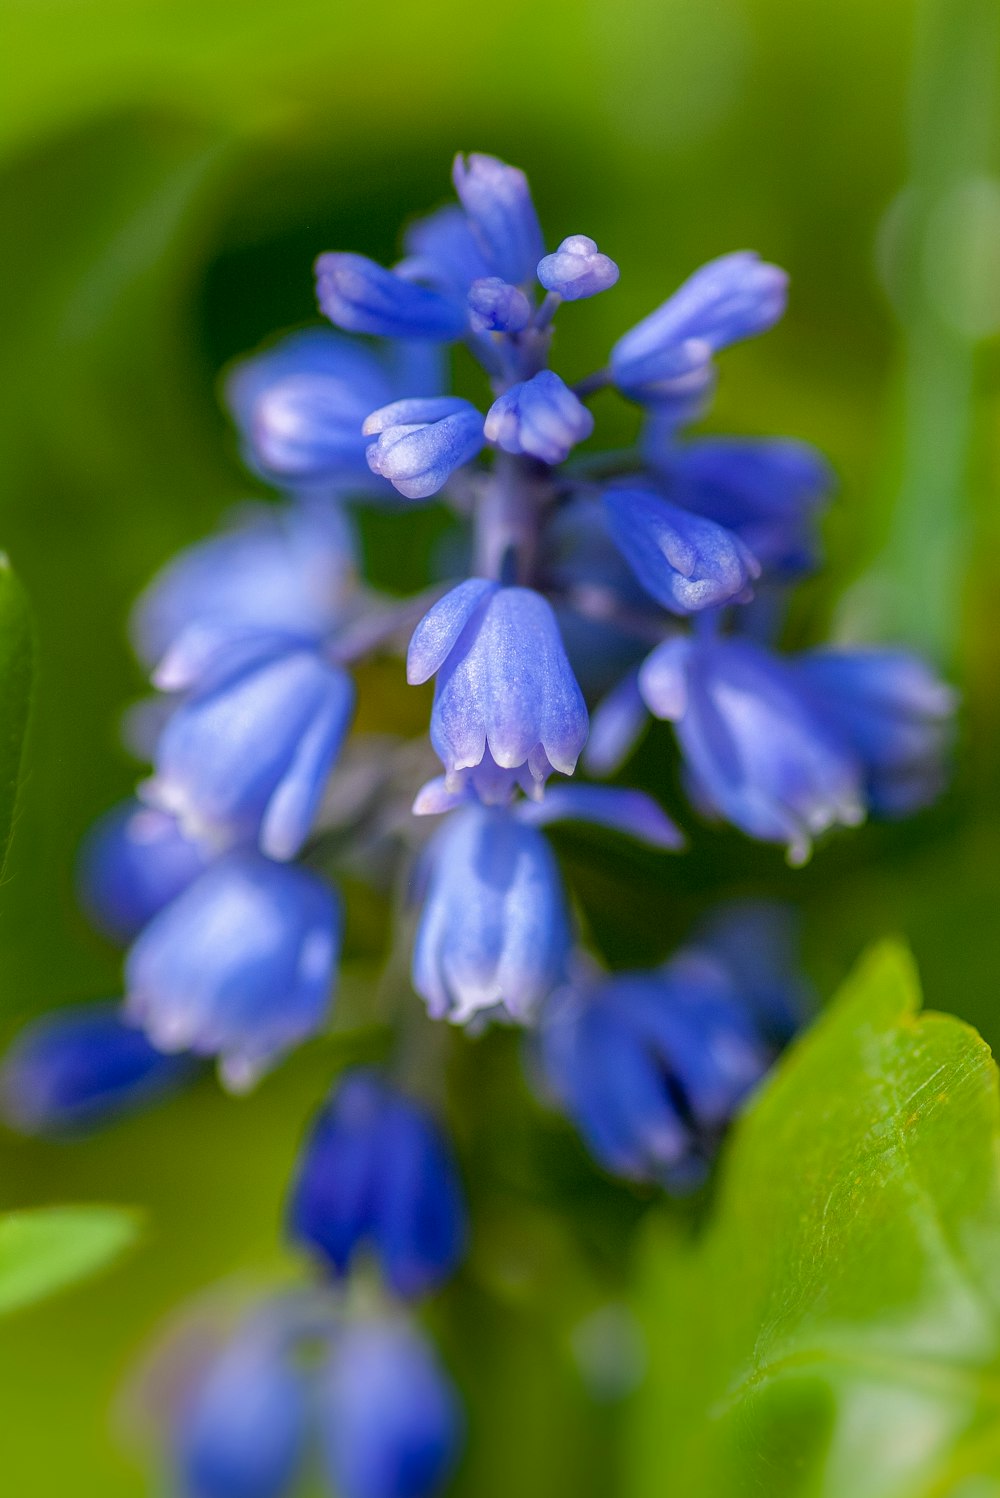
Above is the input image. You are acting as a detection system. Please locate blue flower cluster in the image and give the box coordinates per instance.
[1,152,957,1497]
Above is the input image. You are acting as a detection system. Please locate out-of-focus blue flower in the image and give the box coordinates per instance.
[0,1003,192,1136]
[145,641,354,861]
[690,900,811,1046]
[797,647,956,816]
[610,252,787,402]
[485,370,594,465]
[173,1314,308,1498]
[603,485,760,614]
[638,635,864,863]
[125,854,340,1090]
[131,503,354,676]
[288,1069,466,1299]
[466,277,533,334]
[536,236,619,301]
[516,784,684,851]
[77,800,210,945]
[412,804,571,1025]
[396,206,491,294]
[408,580,588,802]
[452,153,545,287]
[539,951,770,1188]
[316,254,468,341]
[583,672,649,777]
[363,398,485,500]
[319,1318,462,1498]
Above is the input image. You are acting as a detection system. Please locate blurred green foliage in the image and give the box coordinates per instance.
[0,0,998,1493]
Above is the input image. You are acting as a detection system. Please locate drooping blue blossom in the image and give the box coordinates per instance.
[288,1069,466,1299]
[0,1003,192,1136]
[536,235,619,301]
[484,370,594,465]
[407,579,588,802]
[125,853,340,1090]
[316,253,469,342]
[77,799,210,945]
[363,398,485,500]
[452,152,545,287]
[318,1318,462,1498]
[610,252,788,402]
[412,804,572,1025]
[467,277,533,334]
[145,641,354,860]
[603,485,761,614]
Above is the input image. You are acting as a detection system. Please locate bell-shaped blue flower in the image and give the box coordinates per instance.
[638,635,864,863]
[603,485,760,614]
[485,370,594,465]
[610,252,787,401]
[466,277,533,334]
[145,640,354,861]
[452,153,545,287]
[288,1069,466,1299]
[363,398,485,500]
[125,853,340,1090]
[797,648,956,816]
[316,253,467,341]
[536,235,619,301]
[319,1318,462,1498]
[0,1003,192,1136]
[407,579,588,801]
[77,800,210,945]
[412,804,572,1024]
[539,952,770,1188]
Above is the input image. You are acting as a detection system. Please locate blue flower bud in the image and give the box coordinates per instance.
[0,1003,192,1136]
[603,485,760,614]
[412,804,571,1024]
[466,277,533,334]
[484,370,594,465]
[407,580,588,800]
[638,636,865,863]
[397,205,492,293]
[319,1318,462,1498]
[77,800,210,945]
[451,153,545,287]
[145,641,354,861]
[316,253,467,341]
[125,853,340,1090]
[610,252,787,401]
[536,235,619,301]
[363,398,485,500]
[539,953,770,1188]
[288,1069,466,1298]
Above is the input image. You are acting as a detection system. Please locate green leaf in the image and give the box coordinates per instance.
[0,556,32,879]
[628,943,1000,1498]
[0,1206,142,1318]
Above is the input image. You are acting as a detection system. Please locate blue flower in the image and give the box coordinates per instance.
[145,640,354,860]
[0,1003,192,1136]
[451,152,545,287]
[316,253,468,341]
[407,579,588,802]
[610,252,787,402]
[539,951,770,1188]
[77,800,210,945]
[173,1313,309,1498]
[395,205,492,294]
[288,1069,466,1299]
[536,235,619,301]
[363,398,485,500]
[125,853,340,1090]
[797,648,956,816]
[466,277,533,334]
[319,1318,462,1498]
[412,804,571,1024]
[638,635,864,863]
[484,371,594,465]
[689,900,811,1046]
[603,485,760,614]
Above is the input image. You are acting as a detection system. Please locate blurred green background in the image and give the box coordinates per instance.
[1,0,998,1492]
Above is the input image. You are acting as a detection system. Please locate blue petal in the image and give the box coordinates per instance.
[604,486,760,614]
[364,399,485,500]
[452,153,545,287]
[406,578,496,686]
[397,204,492,292]
[77,799,210,944]
[583,672,650,777]
[485,370,594,465]
[517,785,684,850]
[316,253,467,341]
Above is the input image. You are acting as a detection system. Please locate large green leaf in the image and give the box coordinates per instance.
[0,556,32,878]
[628,943,1000,1498]
[0,1206,141,1318]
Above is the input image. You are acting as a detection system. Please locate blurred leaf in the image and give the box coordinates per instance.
[628,943,1000,1497]
[0,557,32,879]
[0,1206,141,1318]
